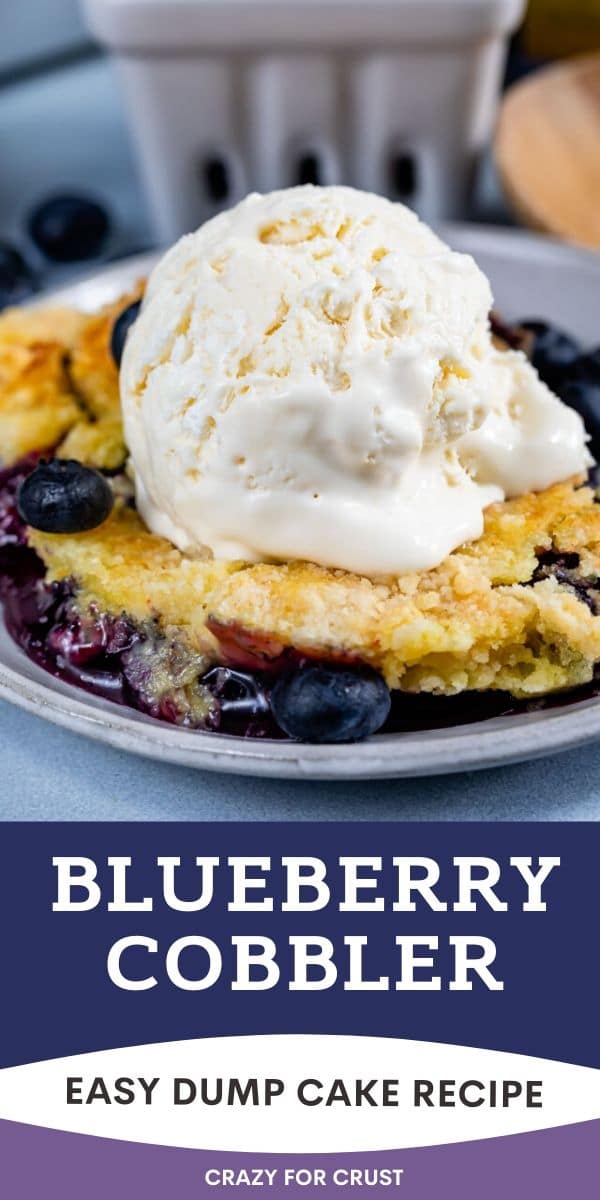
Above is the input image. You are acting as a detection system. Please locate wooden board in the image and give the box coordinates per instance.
[494,53,600,250]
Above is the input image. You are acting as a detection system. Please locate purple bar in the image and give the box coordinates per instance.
[1,1118,599,1198]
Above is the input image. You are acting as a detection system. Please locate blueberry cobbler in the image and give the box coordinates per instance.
[1,186,600,743]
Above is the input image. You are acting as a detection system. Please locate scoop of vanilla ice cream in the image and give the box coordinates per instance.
[121,186,591,576]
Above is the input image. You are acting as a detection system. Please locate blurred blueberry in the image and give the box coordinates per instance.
[0,242,36,309]
[520,319,581,389]
[18,459,114,534]
[559,380,600,457]
[28,194,110,262]
[573,347,600,386]
[110,299,142,368]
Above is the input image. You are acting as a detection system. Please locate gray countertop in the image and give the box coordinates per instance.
[1,699,597,821]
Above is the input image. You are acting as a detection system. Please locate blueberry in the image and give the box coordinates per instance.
[573,347,600,386]
[17,460,113,534]
[271,664,391,743]
[110,299,141,368]
[558,380,600,456]
[0,242,36,309]
[28,194,109,262]
[520,320,580,388]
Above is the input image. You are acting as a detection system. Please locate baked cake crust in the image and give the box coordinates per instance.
[29,479,600,700]
[2,293,600,704]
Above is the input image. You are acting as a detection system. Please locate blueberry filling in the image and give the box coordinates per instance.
[1,313,600,741]
[528,549,599,614]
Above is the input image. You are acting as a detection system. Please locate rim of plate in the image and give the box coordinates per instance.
[1,225,598,779]
[1,646,600,779]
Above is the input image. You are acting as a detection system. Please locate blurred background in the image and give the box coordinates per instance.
[0,0,598,308]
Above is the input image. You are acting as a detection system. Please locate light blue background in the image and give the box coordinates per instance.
[0,700,596,821]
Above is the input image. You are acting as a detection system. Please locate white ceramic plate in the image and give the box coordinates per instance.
[1,228,599,779]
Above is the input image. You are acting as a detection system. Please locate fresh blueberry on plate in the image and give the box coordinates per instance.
[520,319,580,389]
[17,459,114,534]
[28,194,110,262]
[0,242,36,309]
[271,664,391,743]
[110,299,142,368]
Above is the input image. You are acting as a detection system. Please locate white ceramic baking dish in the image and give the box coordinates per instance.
[84,0,524,239]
